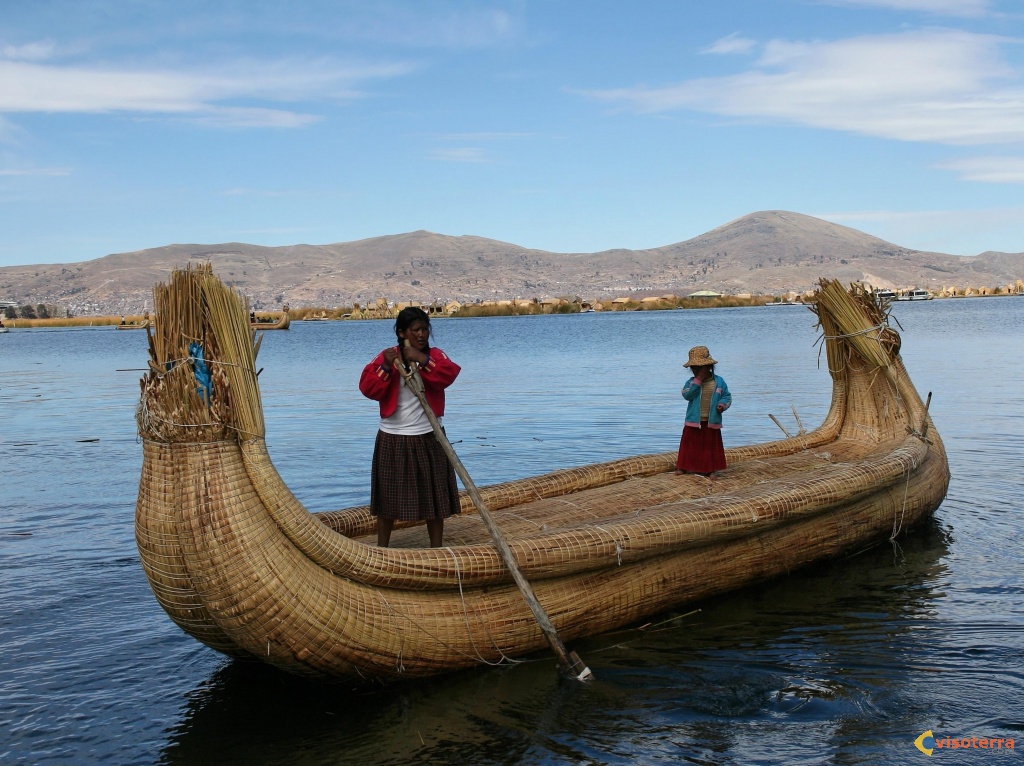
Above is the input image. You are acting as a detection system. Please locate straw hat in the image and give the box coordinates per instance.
[683,345,717,367]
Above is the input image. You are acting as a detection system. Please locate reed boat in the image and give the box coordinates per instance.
[250,311,290,330]
[135,266,949,683]
[117,320,150,330]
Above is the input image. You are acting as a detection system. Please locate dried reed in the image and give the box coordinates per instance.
[134,268,950,683]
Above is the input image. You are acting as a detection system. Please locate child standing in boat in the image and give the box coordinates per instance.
[359,307,461,548]
[676,345,732,478]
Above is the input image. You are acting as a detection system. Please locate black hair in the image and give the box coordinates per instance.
[394,307,431,367]
[395,306,430,333]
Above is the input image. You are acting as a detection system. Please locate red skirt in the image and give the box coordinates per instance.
[676,422,726,474]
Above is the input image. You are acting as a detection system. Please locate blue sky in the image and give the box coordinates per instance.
[2,0,1024,268]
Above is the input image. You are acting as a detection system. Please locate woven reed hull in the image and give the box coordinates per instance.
[135,273,949,682]
[250,313,290,330]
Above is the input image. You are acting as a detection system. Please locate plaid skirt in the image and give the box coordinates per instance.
[676,422,727,474]
[370,430,461,521]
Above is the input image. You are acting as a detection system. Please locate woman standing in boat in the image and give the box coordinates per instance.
[676,345,732,478]
[359,307,461,548]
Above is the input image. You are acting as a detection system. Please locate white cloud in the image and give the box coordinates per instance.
[323,6,522,49]
[189,107,322,129]
[0,58,412,127]
[937,156,1024,182]
[427,147,489,163]
[819,0,991,17]
[220,187,300,197]
[0,167,70,176]
[582,29,1024,145]
[702,33,757,55]
[435,132,535,141]
[817,206,1024,253]
[1,40,57,61]
[0,115,28,145]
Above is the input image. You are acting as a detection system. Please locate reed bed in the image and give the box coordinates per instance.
[3,315,148,328]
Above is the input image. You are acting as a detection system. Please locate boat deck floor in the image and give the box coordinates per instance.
[354,439,879,549]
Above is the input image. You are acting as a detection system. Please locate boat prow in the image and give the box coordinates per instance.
[250,311,290,330]
[135,268,949,683]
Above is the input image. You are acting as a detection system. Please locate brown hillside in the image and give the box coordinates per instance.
[1,210,1021,315]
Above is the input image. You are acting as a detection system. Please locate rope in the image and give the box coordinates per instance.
[890,453,917,541]
[449,549,519,666]
[593,525,624,565]
[150,353,256,380]
[820,321,886,340]
[372,589,406,673]
[136,404,263,441]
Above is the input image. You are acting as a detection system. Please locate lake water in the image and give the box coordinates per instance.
[2,297,1022,765]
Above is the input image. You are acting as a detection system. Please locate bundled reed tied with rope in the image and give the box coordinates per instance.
[137,264,265,444]
[812,278,902,390]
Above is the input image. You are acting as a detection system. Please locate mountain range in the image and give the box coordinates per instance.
[2,210,1022,315]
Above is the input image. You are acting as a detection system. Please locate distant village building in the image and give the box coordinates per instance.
[688,290,723,298]
[539,298,564,313]
[350,298,393,319]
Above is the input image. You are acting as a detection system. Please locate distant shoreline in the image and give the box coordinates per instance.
[3,291,1019,329]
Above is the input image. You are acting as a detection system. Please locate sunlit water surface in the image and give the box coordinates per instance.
[1,298,1022,764]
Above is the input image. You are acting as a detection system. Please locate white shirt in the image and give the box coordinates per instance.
[379,373,440,435]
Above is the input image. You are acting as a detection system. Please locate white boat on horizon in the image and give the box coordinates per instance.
[896,289,933,301]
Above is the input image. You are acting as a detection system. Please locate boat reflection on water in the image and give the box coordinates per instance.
[160,518,951,766]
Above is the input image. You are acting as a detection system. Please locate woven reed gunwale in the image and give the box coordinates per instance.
[134,268,949,681]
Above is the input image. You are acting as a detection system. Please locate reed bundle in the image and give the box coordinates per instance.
[812,278,902,389]
[138,264,265,443]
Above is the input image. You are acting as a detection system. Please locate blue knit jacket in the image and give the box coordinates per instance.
[681,374,732,429]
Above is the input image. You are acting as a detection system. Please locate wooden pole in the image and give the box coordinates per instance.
[919,391,932,439]
[791,404,806,435]
[398,361,593,682]
[768,413,792,438]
